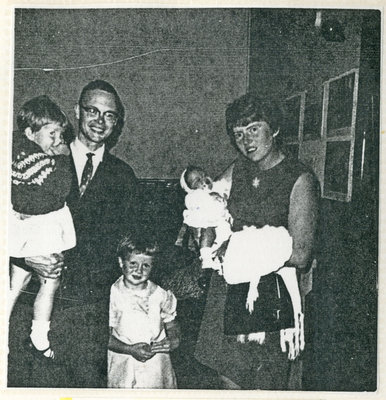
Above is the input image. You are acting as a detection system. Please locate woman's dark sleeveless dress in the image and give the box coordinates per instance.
[194,155,310,389]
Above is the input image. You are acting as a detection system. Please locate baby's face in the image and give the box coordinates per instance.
[186,169,213,190]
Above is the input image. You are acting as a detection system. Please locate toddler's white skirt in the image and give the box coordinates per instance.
[9,204,76,258]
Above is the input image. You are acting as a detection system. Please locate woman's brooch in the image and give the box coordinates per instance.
[252,177,260,188]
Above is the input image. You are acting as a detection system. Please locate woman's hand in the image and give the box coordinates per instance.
[280,312,305,360]
[24,253,64,279]
[129,343,154,362]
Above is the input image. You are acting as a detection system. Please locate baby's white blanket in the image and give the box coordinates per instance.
[223,225,293,284]
[223,225,293,312]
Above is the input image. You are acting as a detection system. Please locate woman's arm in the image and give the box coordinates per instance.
[287,172,319,270]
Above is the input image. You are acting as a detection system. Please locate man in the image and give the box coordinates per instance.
[13,80,138,387]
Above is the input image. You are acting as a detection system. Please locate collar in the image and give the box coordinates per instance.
[70,137,106,183]
[71,137,105,164]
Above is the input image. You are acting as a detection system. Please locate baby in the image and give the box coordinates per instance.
[176,166,232,270]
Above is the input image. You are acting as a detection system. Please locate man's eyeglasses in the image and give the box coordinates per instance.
[80,105,119,124]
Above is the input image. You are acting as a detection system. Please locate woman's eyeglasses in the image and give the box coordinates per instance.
[232,122,264,141]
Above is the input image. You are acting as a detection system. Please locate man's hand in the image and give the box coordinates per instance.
[25,253,64,279]
[129,343,154,362]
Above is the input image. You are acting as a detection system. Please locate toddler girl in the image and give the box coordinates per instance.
[9,95,76,359]
[107,231,180,388]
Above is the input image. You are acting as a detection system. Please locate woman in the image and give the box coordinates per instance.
[194,93,319,389]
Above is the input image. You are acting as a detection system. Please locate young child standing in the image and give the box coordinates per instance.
[107,231,180,389]
[9,95,76,359]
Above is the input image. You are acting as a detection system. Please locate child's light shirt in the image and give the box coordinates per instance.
[108,277,177,388]
[109,277,177,345]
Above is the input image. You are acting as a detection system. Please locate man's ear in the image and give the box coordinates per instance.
[273,128,280,138]
[118,257,123,269]
[24,127,35,141]
[74,104,80,120]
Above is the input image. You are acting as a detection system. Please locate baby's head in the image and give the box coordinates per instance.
[181,166,213,192]
[117,231,160,289]
[17,95,72,156]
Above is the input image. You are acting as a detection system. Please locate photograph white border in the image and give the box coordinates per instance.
[1,3,384,400]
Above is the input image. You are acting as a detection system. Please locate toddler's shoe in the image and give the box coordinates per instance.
[23,337,55,362]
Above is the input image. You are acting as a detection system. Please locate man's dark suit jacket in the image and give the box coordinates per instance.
[60,148,138,305]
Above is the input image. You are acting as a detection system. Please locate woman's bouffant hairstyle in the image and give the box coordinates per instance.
[117,230,160,261]
[17,95,72,135]
[225,93,283,146]
[79,79,125,149]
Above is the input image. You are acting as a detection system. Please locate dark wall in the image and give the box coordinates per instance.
[249,9,362,99]
[14,8,248,178]
[249,8,363,183]
[248,9,379,391]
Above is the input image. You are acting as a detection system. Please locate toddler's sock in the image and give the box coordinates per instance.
[30,319,54,358]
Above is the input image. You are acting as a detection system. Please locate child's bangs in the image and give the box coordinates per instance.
[30,112,68,132]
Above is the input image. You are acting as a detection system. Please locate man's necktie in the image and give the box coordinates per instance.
[79,152,95,197]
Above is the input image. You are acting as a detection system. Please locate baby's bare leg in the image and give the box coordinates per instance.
[200,227,221,271]
[200,227,216,248]
[175,223,188,246]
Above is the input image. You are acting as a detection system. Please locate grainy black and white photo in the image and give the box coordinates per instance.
[7,7,379,392]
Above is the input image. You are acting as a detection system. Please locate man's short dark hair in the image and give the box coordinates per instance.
[79,80,125,148]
